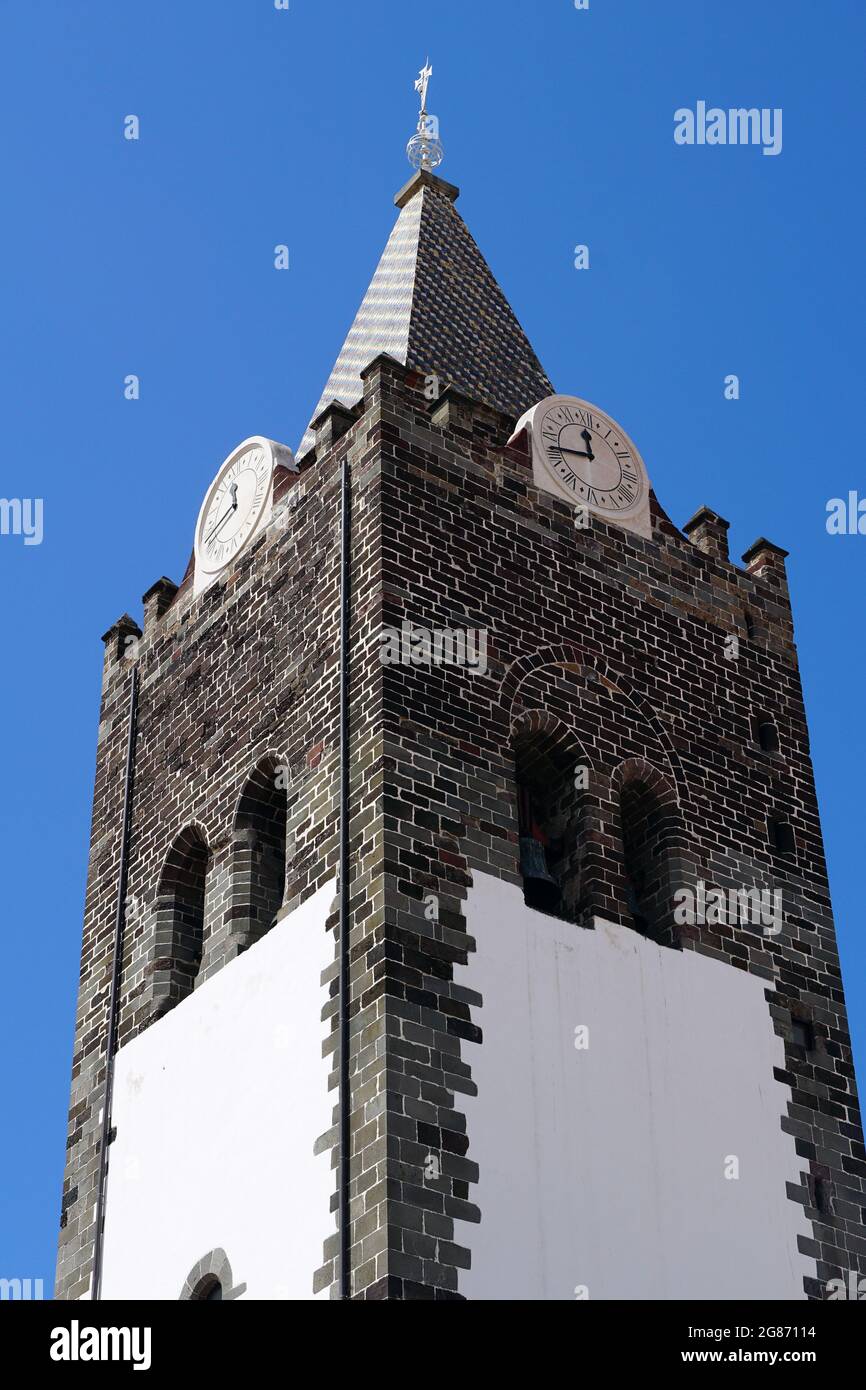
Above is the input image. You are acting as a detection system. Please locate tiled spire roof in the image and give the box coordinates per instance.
[299,170,554,454]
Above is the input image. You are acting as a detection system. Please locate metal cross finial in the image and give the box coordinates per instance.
[414,60,433,114]
[407,59,444,173]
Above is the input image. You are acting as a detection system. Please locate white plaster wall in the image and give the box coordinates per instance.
[100,882,336,1300]
[457,873,815,1300]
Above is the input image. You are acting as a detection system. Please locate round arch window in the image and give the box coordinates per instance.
[180,1250,245,1302]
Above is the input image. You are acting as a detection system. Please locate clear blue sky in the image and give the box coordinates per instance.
[2,0,864,1292]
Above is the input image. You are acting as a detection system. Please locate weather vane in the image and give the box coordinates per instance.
[407,59,444,173]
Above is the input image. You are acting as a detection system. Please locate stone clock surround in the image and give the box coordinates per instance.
[512,393,653,540]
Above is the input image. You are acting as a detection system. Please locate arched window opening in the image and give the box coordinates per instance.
[514,720,585,923]
[179,1249,245,1302]
[619,777,676,945]
[232,759,288,952]
[154,826,210,1016]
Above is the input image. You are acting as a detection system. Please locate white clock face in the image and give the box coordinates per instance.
[537,399,645,514]
[195,440,275,577]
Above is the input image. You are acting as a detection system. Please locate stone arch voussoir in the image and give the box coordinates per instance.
[503,644,687,807]
[179,1247,246,1301]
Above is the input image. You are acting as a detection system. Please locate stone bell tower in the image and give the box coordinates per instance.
[57,80,865,1301]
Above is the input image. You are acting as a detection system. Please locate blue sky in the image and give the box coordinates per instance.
[1,0,864,1291]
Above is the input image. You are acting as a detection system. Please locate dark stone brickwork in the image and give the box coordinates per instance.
[55,426,388,1298]
[57,348,865,1300]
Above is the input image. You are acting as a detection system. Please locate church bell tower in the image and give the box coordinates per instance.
[57,70,865,1302]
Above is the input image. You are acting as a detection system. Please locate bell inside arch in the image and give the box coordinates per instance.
[518,786,561,913]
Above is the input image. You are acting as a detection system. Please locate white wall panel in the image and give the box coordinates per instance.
[100,882,335,1300]
[458,873,814,1300]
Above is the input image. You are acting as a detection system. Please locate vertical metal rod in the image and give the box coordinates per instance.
[338,454,352,1299]
[91,662,139,1301]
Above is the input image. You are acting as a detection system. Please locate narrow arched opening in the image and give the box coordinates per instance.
[231,757,288,952]
[153,825,210,1015]
[512,715,588,923]
[617,767,682,948]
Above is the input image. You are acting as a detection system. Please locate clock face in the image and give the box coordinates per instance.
[536,399,646,514]
[195,439,275,577]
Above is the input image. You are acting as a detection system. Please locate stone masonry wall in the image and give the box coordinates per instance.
[367,358,866,1298]
[56,387,390,1299]
[57,352,865,1300]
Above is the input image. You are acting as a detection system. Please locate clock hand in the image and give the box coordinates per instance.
[205,485,239,544]
[206,507,234,544]
[581,429,595,461]
[558,446,592,461]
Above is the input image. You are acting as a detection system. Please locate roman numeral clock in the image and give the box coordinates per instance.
[512,395,652,539]
[193,436,297,597]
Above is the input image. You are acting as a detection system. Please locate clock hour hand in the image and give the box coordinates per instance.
[580,429,595,461]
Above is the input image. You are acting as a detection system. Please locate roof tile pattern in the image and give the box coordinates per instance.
[299,177,553,454]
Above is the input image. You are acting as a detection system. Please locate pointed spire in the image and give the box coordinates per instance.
[299,170,553,455]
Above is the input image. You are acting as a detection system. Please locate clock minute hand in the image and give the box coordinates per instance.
[206,506,235,544]
[558,446,592,461]
[205,485,239,543]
